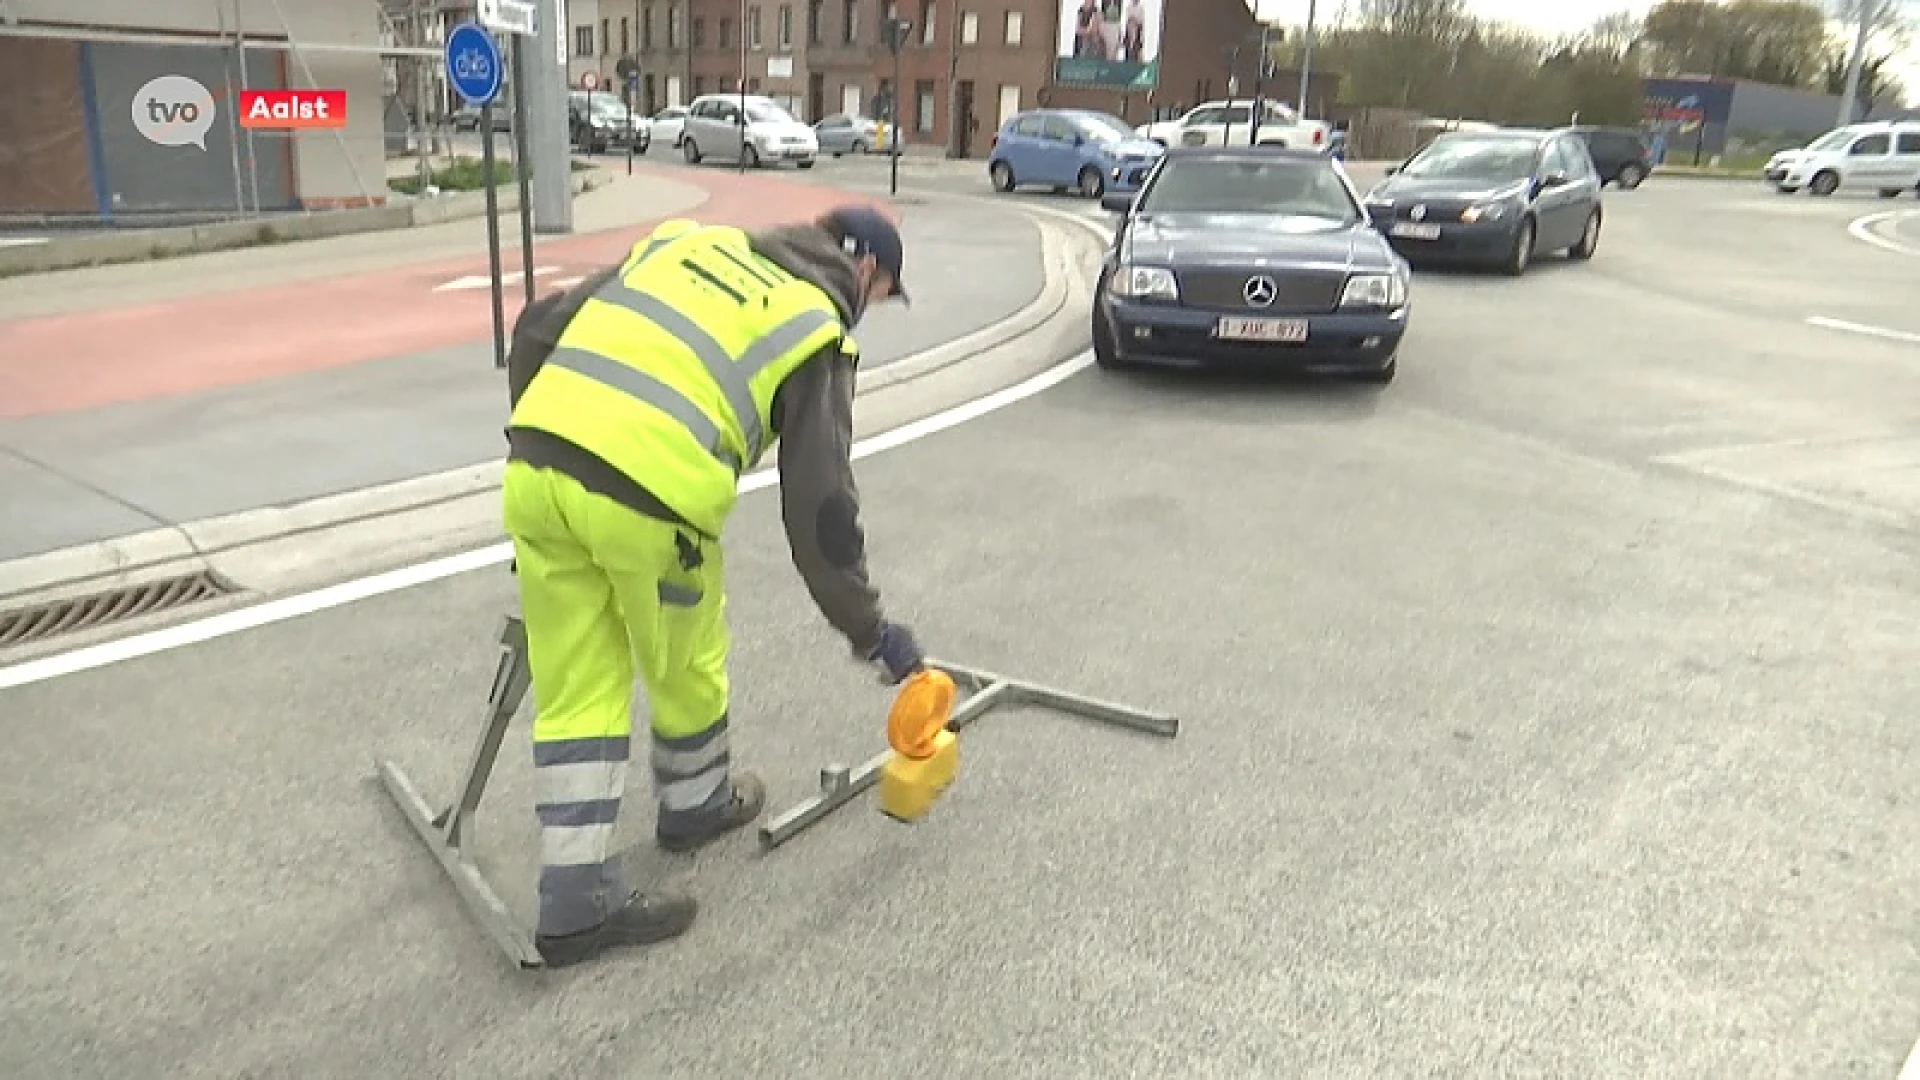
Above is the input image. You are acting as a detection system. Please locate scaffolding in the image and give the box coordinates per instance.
[0,1,458,221]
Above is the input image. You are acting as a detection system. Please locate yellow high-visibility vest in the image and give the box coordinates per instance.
[509,218,850,536]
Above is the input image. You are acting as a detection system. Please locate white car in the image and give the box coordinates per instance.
[649,105,690,147]
[680,94,818,169]
[1763,121,1920,198]
[1136,99,1333,152]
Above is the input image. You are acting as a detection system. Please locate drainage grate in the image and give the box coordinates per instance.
[0,570,234,649]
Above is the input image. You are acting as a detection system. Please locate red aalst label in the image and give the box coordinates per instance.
[238,90,348,129]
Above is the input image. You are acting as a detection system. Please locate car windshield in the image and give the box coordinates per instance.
[1806,128,1854,150]
[747,102,795,124]
[1135,157,1359,222]
[1401,137,1539,182]
[586,92,625,112]
[1074,113,1135,142]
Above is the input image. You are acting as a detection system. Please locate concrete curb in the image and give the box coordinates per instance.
[0,204,1106,617]
[0,169,613,278]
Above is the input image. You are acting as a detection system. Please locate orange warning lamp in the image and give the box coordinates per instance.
[878,669,960,822]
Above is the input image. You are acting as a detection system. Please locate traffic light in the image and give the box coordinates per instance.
[884,16,913,53]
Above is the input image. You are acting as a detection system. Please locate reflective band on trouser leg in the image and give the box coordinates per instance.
[504,462,639,938]
[640,539,734,838]
[597,283,838,464]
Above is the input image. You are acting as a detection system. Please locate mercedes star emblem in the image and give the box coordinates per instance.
[1243,275,1277,307]
[1410,204,1427,222]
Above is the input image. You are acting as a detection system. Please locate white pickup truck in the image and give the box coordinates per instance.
[1135,99,1333,152]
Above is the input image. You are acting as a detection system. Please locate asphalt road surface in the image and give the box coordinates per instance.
[3,173,1918,1079]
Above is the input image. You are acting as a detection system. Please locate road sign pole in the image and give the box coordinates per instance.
[528,0,573,234]
[510,34,536,308]
[448,21,511,369]
[480,101,508,369]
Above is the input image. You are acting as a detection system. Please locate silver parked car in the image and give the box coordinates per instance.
[813,113,894,156]
[679,93,819,169]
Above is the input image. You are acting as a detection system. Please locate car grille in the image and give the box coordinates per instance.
[1381,200,1471,223]
[1177,269,1344,314]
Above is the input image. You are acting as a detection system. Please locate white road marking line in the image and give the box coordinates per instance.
[549,275,585,289]
[432,267,564,292]
[1899,1034,1920,1080]
[1846,209,1920,257]
[0,236,48,249]
[1806,315,1920,345]
[0,351,1095,691]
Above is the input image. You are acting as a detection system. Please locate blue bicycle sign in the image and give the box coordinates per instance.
[444,23,502,106]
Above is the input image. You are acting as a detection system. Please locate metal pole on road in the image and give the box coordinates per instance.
[1297,0,1316,118]
[510,35,536,308]
[1836,0,1875,127]
[738,0,748,176]
[480,101,509,369]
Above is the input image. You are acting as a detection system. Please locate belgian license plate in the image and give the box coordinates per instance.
[1391,222,1441,240]
[1215,317,1308,343]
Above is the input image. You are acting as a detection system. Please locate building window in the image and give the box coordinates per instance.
[669,6,682,48]
[914,79,934,133]
[961,11,976,43]
[807,0,823,44]
[748,5,763,48]
[1003,10,1021,44]
[777,5,794,48]
[694,76,708,95]
[643,6,654,49]
[842,0,859,43]
[602,18,611,54]
[918,0,934,43]
[712,17,725,48]
[574,25,595,56]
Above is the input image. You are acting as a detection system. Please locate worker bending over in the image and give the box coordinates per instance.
[501,206,924,968]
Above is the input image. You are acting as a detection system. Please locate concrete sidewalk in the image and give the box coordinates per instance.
[0,199,1094,618]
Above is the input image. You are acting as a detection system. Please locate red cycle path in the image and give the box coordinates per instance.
[0,169,885,421]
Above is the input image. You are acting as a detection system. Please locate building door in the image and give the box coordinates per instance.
[997,83,1020,127]
[808,73,825,122]
[952,79,974,158]
[841,83,862,118]
[666,74,683,106]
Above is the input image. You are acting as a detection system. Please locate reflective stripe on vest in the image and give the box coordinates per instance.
[547,281,837,470]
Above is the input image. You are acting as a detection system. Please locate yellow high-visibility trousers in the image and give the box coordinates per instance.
[501,460,732,937]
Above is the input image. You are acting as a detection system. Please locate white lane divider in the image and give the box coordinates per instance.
[1846,209,1920,257]
[1806,315,1920,345]
[0,351,1096,691]
[432,266,565,292]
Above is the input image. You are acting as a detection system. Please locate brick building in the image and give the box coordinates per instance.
[573,0,1264,157]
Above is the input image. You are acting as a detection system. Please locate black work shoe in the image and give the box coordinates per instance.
[655,771,767,854]
[535,888,698,969]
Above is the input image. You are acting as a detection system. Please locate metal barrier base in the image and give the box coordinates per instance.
[375,616,544,970]
[758,659,1178,851]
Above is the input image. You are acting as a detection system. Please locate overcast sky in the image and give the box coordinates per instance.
[1248,0,1918,104]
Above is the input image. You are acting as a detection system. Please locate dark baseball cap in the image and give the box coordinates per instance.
[823,205,908,304]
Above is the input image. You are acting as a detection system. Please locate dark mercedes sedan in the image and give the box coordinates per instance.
[1362,128,1604,276]
[1094,147,1410,384]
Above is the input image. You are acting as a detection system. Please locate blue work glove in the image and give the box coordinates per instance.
[864,621,925,685]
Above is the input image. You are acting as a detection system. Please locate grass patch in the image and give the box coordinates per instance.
[390,156,524,195]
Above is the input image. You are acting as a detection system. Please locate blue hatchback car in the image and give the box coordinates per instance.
[987,109,1165,199]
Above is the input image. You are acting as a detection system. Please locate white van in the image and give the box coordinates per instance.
[1763,121,1920,197]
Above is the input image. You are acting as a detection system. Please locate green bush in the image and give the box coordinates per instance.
[390,156,523,195]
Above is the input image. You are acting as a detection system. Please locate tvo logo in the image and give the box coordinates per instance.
[133,74,218,150]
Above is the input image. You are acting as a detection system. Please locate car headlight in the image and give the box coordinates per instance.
[1340,272,1407,309]
[1110,265,1178,301]
[1458,202,1507,223]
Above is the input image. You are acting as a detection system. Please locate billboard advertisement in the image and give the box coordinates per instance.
[1054,0,1162,89]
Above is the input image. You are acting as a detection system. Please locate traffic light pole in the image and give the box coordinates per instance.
[885,17,908,196]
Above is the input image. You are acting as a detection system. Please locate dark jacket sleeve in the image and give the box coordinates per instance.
[505,265,620,410]
[773,345,887,656]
